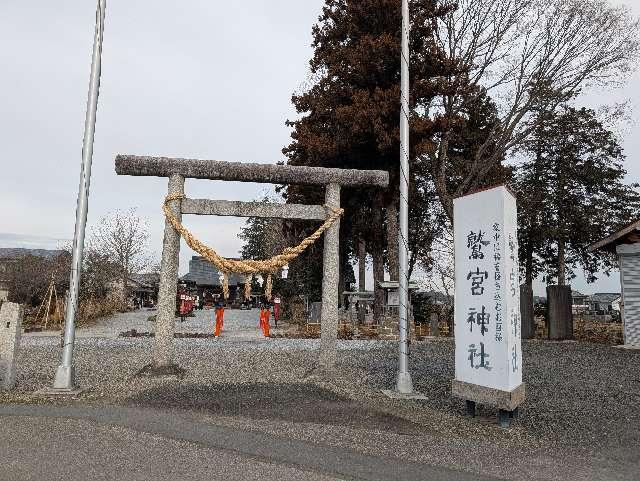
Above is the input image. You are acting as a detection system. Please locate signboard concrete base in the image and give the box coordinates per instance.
[451,380,525,411]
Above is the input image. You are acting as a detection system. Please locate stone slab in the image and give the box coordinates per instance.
[613,344,640,350]
[116,155,389,187]
[309,302,322,323]
[1,302,23,390]
[381,389,428,400]
[451,379,525,411]
[35,387,86,397]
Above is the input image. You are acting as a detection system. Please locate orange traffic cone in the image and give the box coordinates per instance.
[263,309,270,338]
[259,308,270,338]
[215,307,224,337]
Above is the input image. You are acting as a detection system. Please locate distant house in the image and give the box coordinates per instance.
[588,293,621,314]
[611,296,622,313]
[129,273,160,307]
[180,256,247,304]
[572,290,589,314]
[106,274,159,308]
[533,295,547,306]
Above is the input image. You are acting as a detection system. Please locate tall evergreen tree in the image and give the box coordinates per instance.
[283,0,457,315]
[516,105,640,286]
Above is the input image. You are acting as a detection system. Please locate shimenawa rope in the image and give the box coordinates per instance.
[163,193,343,301]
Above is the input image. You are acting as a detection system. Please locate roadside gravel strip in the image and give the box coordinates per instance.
[0,404,499,481]
[1,309,639,480]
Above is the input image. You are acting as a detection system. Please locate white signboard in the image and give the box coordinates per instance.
[454,186,522,393]
[387,290,399,306]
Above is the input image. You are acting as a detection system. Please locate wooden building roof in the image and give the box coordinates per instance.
[589,219,640,254]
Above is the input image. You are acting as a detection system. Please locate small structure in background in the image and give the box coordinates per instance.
[342,290,374,323]
[571,290,590,315]
[129,273,159,307]
[588,293,621,315]
[0,302,23,390]
[377,281,420,317]
[571,291,620,320]
[590,219,640,347]
[181,256,247,307]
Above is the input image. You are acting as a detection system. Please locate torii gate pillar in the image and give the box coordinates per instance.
[153,174,184,372]
[319,183,341,370]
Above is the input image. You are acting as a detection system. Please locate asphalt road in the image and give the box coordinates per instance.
[0,404,500,481]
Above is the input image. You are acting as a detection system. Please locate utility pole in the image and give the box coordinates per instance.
[396,0,414,395]
[50,0,107,393]
[384,0,423,399]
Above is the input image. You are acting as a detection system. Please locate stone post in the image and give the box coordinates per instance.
[1,302,23,390]
[430,312,439,337]
[320,183,341,369]
[153,174,184,371]
[520,284,535,339]
[547,285,573,340]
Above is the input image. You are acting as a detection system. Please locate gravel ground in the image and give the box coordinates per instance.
[2,309,639,480]
[0,416,345,481]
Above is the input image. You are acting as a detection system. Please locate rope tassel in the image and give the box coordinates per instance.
[222,272,230,300]
[265,274,273,302]
[162,194,343,275]
[244,276,252,300]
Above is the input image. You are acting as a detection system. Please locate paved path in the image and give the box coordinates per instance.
[25,308,267,341]
[0,404,499,481]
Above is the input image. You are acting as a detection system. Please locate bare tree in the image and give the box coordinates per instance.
[5,252,70,307]
[430,0,640,218]
[418,225,455,331]
[420,227,454,296]
[89,209,151,305]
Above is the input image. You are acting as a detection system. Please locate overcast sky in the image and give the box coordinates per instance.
[1,0,638,296]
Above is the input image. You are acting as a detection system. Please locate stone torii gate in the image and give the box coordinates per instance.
[116,155,389,374]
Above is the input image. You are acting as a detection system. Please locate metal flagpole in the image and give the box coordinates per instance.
[396,0,415,394]
[51,0,107,392]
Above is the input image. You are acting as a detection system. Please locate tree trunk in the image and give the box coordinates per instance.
[558,239,566,286]
[520,284,535,339]
[372,194,385,321]
[547,285,573,340]
[386,194,399,282]
[524,242,534,286]
[373,248,385,321]
[121,268,128,310]
[338,247,347,308]
[358,238,366,292]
